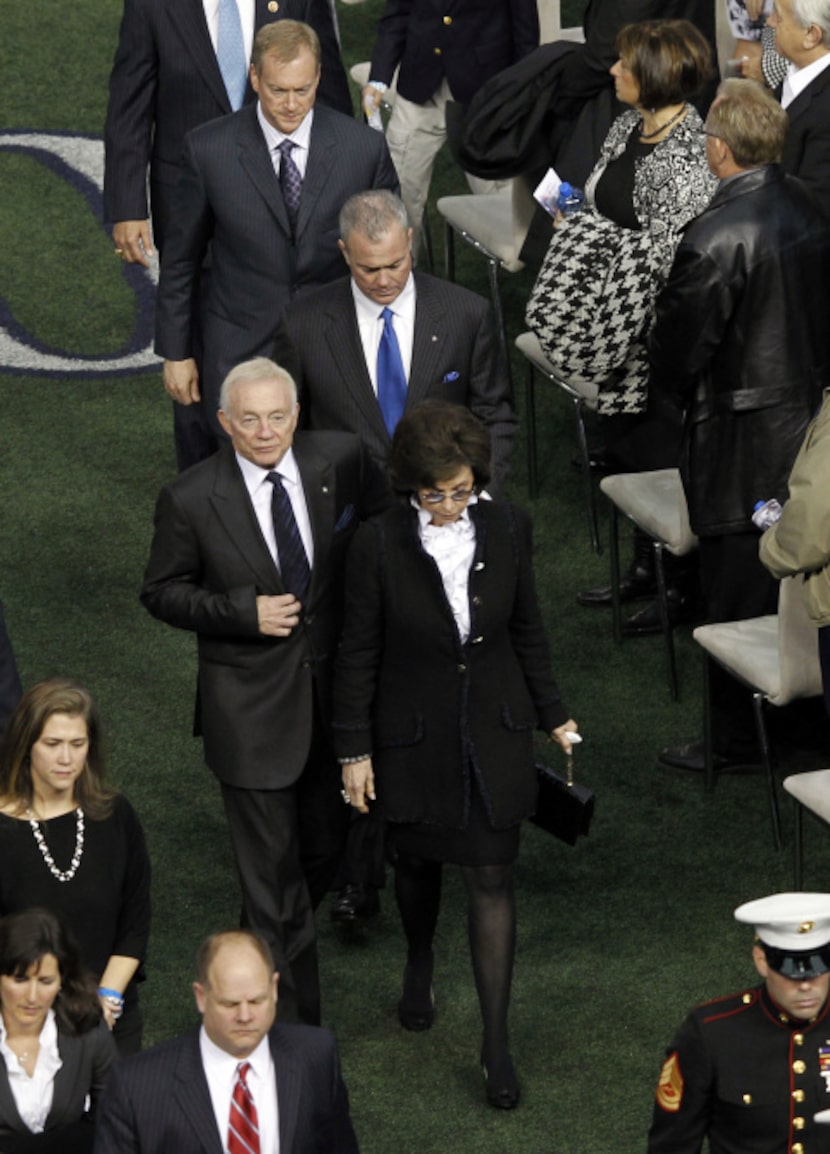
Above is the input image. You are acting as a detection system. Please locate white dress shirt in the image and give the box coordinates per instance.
[202,0,255,68]
[781,51,830,108]
[200,1027,279,1154]
[258,105,314,180]
[415,497,478,643]
[236,449,315,571]
[0,1009,62,1134]
[351,275,416,394]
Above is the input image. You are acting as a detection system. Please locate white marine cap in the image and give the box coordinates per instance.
[735,893,830,948]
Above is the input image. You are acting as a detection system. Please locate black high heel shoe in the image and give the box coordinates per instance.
[397,954,434,1031]
[481,1052,520,1109]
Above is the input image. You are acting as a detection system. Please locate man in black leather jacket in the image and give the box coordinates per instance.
[650,79,830,771]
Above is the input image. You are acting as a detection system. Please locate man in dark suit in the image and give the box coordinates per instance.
[155,20,399,451]
[768,0,830,221]
[93,930,359,1153]
[274,190,516,496]
[103,0,352,264]
[141,357,376,1024]
[361,0,539,250]
[0,600,21,738]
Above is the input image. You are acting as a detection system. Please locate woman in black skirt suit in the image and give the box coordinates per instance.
[333,401,577,1109]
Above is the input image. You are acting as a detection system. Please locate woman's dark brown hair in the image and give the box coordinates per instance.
[616,19,713,110]
[0,679,115,819]
[0,909,102,1035]
[387,400,492,502]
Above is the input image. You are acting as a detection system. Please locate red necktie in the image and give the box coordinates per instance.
[228,1061,260,1154]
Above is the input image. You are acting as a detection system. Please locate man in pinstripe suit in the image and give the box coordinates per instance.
[273,191,516,497]
[94,931,359,1154]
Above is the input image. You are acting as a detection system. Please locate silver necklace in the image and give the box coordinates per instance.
[27,807,84,882]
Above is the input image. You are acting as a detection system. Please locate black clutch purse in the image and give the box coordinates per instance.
[530,754,595,845]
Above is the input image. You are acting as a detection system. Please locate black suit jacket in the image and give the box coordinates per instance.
[0,599,21,738]
[0,1023,116,1145]
[273,272,516,495]
[780,63,830,222]
[140,433,373,789]
[103,0,352,247]
[368,0,539,106]
[93,1024,358,1154]
[154,102,399,435]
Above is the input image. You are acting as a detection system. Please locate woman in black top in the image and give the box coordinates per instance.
[0,680,150,1055]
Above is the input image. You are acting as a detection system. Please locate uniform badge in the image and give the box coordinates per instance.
[656,1052,684,1112]
[819,1044,830,1092]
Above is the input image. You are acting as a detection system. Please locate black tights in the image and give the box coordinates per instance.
[393,852,516,1064]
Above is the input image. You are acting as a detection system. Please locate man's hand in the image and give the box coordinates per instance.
[361,84,384,115]
[257,594,302,637]
[113,220,155,267]
[342,758,376,813]
[163,359,201,405]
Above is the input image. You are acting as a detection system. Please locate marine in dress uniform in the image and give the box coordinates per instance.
[648,893,830,1154]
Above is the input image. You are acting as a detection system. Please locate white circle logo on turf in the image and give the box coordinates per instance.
[0,132,159,377]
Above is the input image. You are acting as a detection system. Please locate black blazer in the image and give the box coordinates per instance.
[103,0,352,247]
[141,434,373,789]
[154,102,399,435]
[92,1024,358,1154]
[369,0,539,106]
[332,501,569,828]
[273,272,516,496]
[0,1022,116,1146]
[780,63,830,222]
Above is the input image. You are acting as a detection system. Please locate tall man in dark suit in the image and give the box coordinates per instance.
[274,190,516,496]
[768,0,830,220]
[155,20,399,454]
[94,930,359,1153]
[141,357,376,1024]
[103,0,352,264]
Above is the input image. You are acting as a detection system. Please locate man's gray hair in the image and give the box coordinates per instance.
[219,357,298,413]
[708,78,789,167]
[792,0,830,43]
[339,190,410,243]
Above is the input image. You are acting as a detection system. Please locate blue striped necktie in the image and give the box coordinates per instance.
[377,307,407,436]
[267,472,310,603]
[216,0,247,111]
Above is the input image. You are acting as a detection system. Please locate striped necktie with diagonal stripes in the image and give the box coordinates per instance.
[228,1061,260,1154]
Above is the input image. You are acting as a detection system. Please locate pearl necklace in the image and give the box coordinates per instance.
[27,807,85,882]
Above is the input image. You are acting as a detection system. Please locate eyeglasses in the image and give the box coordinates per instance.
[418,487,475,506]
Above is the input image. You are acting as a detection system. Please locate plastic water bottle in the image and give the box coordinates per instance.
[557,182,585,216]
[752,498,783,530]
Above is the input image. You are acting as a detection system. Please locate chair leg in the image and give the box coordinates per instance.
[752,691,782,851]
[444,222,456,282]
[608,503,623,644]
[653,544,679,701]
[573,398,601,555]
[421,205,435,274]
[486,258,513,399]
[526,363,538,500]
[703,656,715,795]
[793,800,805,889]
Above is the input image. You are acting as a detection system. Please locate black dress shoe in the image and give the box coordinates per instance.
[482,1053,520,1110]
[621,590,696,636]
[577,563,656,607]
[657,740,760,775]
[398,955,434,1031]
[330,884,380,924]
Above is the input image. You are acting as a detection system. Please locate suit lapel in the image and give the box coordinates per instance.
[270,1029,303,1152]
[323,286,391,446]
[408,275,447,409]
[236,106,293,236]
[168,0,232,113]
[209,448,285,594]
[0,1052,25,1132]
[293,435,335,602]
[784,63,830,125]
[172,1032,225,1154]
[295,108,337,240]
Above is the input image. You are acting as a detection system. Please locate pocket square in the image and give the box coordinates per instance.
[442,371,460,383]
[334,504,356,533]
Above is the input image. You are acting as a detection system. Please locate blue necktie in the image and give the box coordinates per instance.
[377,307,407,436]
[266,472,310,603]
[217,0,247,112]
[278,140,302,232]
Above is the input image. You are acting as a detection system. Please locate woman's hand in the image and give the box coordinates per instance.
[342,758,376,814]
[549,720,579,754]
